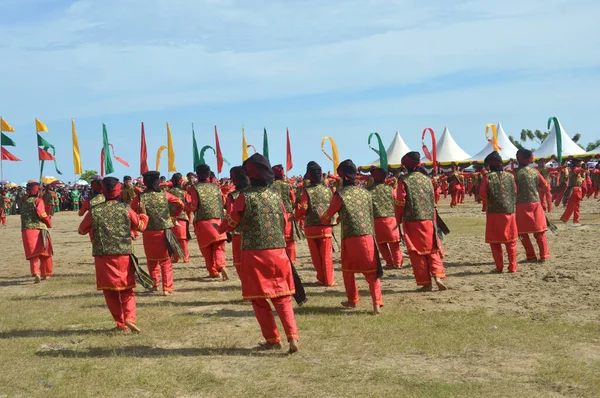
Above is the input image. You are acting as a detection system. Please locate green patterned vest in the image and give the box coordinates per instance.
[368,182,395,219]
[516,166,541,204]
[91,201,132,256]
[20,197,47,231]
[43,191,54,205]
[337,185,374,240]
[168,187,188,221]
[230,190,243,235]
[193,183,224,221]
[486,171,516,214]
[239,186,286,250]
[401,172,435,222]
[90,193,106,208]
[139,191,174,230]
[305,184,333,227]
[272,179,293,213]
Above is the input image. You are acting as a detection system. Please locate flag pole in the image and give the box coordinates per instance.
[36,119,41,182]
[0,117,4,183]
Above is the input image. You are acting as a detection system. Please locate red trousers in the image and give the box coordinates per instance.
[560,187,582,223]
[408,251,445,286]
[306,237,335,286]
[553,185,568,207]
[490,241,517,272]
[0,212,6,226]
[148,259,174,292]
[519,232,549,261]
[286,241,296,264]
[342,271,383,306]
[232,234,242,274]
[378,242,403,267]
[539,188,552,212]
[29,256,53,278]
[450,185,460,207]
[200,241,226,277]
[459,187,466,203]
[251,295,298,343]
[103,289,136,330]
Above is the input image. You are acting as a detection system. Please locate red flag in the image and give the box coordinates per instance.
[214,125,223,174]
[140,122,149,175]
[38,147,55,161]
[286,128,293,172]
[1,147,20,161]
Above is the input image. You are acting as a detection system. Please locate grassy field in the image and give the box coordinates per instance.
[1,198,599,397]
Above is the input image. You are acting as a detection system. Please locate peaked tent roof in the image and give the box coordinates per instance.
[466,123,519,162]
[533,119,587,159]
[369,131,412,167]
[421,127,470,164]
[586,145,600,155]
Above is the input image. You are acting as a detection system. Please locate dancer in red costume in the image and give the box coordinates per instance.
[168,173,191,263]
[224,166,250,274]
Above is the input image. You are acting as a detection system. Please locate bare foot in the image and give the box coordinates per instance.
[491,269,503,274]
[418,285,433,292]
[107,326,129,335]
[33,275,41,284]
[163,291,172,296]
[435,277,447,291]
[256,341,283,351]
[125,322,141,334]
[341,301,357,308]
[372,304,382,314]
[221,269,229,281]
[288,339,299,354]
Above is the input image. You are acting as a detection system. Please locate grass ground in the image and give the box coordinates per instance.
[0,197,599,397]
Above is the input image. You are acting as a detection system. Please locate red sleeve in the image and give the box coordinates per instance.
[78,198,89,217]
[129,208,148,232]
[394,181,407,223]
[165,192,184,218]
[321,192,343,224]
[35,198,52,228]
[130,196,140,211]
[479,176,489,212]
[537,170,549,191]
[78,212,92,235]
[219,193,246,233]
[225,194,235,215]
[294,189,309,220]
[188,187,199,212]
[289,184,296,207]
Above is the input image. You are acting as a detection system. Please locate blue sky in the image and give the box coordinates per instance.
[0,0,599,182]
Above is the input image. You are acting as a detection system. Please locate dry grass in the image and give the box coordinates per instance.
[1,197,599,397]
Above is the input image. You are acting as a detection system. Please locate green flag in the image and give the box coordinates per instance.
[263,128,269,160]
[37,133,63,177]
[192,124,201,170]
[368,132,388,171]
[103,123,114,175]
[548,117,562,164]
[1,132,15,147]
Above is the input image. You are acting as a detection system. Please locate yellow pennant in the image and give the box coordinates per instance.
[72,119,83,175]
[156,145,168,172]
[242,125,249,161]
[485,123,501,152]
[321,136,340,174]
[35,118,49,133]
[167,122,177,172]
[1,117,15,132]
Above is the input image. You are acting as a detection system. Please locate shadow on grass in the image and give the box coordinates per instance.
[173,284,241,292]
[0,278,32,287]
[197,309,256,318]
[35,345,283,358]
[137,299,244,308]
[0,328,114,339]
[444,261,490,268]
[296,305,373,316]
[10,292,100,301]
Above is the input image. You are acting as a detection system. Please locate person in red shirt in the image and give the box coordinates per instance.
[168,173,191,263]
[560,159,586,224]
[20,182,53,283]
[224,166,250,274]
[479,152,518,273]
[78,177,149,333]
[272,165,297,264]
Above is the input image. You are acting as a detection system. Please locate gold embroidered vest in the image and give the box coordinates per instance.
[193,183,224,221]
[239,186,286,250]
[401,172,435,222]
[486,171,516,214]
[139,191,174,230]
[516,166,541,204]
[272,179,293,213]
[168,187,188,221]
[305,184,333,227]
[368,182,395,219]
[338,185,374,240]
[20,197,47,230]
[91,201,132,256]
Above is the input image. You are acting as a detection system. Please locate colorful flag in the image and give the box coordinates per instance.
[286,128,293,172]
[72,119,83,175]
[215,125,223,174]
[1,133,15,147]
[242,125,249,161]
[200,145,215,166]
[102,123,114,175]
[1,147,20,161]
[35,118,49,133]
[167,122,177,172]
[321,136,340,174]
[263,128,269,160]
[38,147,55,161]
[140,122,149,175]
[156,145,167,172]
[192,124,201,170]
[1,118,15,132]
[37,133,62,177]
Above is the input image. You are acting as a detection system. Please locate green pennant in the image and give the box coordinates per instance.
[199,145,215,166]
[1,132,15,147]
[37,133,63,177]
[368,132,388,171]
[103,123,114,175]
[548,117,562,164]
[263,128,269,160]
[192,125,201,170]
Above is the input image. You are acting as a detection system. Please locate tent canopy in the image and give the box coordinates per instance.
[421,127,470,165]
[362,131,412,168]
[467,123,519,163]
[534,119,587,159]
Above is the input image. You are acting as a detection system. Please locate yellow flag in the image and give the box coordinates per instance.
[156,145,167,171]
[72,119,83,175]
[242,125,249,161]
[321,136,340,174]
[166,122,177,172]
[35,118,49,133]
[1,117,15,132]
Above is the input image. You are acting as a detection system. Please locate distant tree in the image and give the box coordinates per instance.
[510,129,583,150]
[79,170,99,182]
[586,140,600,152]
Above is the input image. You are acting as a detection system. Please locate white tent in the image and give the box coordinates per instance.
[421,127,470,164]
[369,131,412,167]
[466,123,519,162]
[586,145,600,155]
[533,118,587,159]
